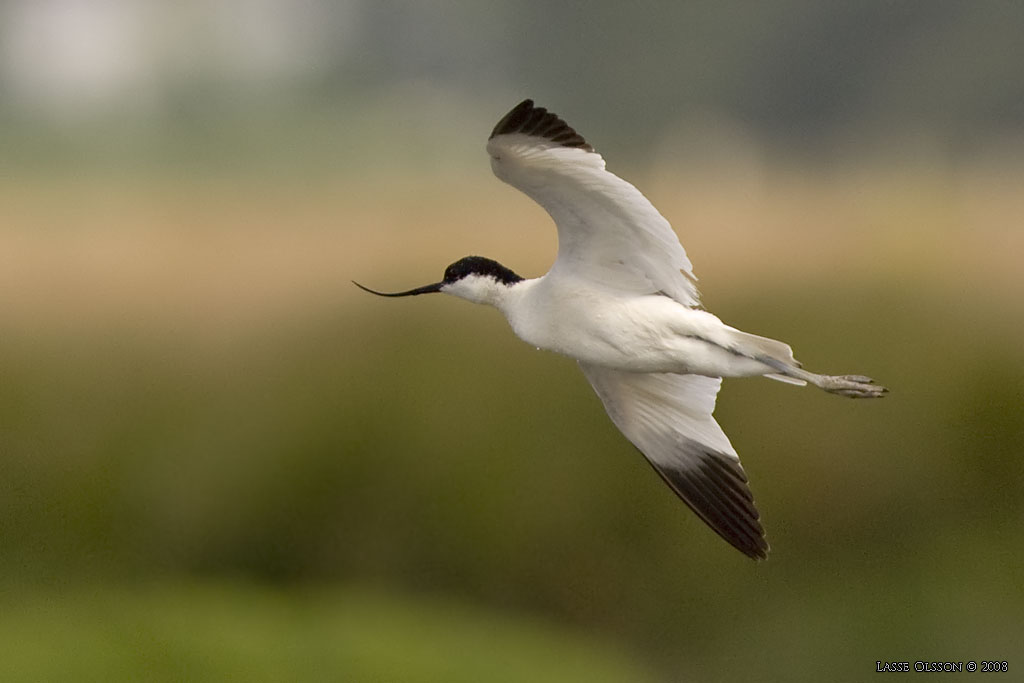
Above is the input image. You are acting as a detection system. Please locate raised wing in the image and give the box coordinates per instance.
[487,99,701,307]
[579,363,768,560]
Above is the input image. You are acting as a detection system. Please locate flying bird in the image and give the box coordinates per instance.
[355,99,886,559]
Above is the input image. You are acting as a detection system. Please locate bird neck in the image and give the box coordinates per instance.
[490,277,538,318]
[446,274,527,309]
[478,278,524,309]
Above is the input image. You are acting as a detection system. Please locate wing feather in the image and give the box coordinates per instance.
[579,364,769,560]
[487,100,701,307]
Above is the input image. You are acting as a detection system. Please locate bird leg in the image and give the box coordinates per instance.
[790,369,888,398]
[756,356,887,398]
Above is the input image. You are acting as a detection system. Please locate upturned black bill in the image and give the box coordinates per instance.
[352,281,443,297]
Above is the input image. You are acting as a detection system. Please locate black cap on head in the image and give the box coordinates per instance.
[443,256,523,285]
[353,255,522,298]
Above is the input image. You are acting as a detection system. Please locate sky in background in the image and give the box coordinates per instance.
[1,0,351,117]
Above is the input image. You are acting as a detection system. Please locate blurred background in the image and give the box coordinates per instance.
[1,1,1022,680]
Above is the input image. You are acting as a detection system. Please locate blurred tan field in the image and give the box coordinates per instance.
[3,162,1022,338]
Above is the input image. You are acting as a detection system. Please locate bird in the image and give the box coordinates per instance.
[354,99,886,560]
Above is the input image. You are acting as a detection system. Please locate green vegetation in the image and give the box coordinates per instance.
[1,172,1021,678]
[0,583,655,682]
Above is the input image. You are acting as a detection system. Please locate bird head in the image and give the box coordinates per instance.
[354,255,523,306]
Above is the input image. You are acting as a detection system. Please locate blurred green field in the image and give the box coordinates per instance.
[0,582,655,682]
[1,169,1022,681]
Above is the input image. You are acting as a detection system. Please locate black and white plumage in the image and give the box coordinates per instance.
[489,99,593,152]
[355,99,886,560]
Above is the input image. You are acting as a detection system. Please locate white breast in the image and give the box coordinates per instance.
[500,277,745,374]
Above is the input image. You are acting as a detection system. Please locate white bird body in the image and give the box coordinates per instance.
[356,100,886,560]
[492,278,779,377]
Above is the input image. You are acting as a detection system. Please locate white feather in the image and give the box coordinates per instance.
[487,135,701,307]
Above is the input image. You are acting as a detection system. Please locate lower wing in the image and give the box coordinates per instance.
[578,364,769,560]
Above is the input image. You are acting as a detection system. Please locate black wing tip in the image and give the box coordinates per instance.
[645,442,770,561]
[748,539,771,561]
[489,98,595,152]
[696,455,771,561]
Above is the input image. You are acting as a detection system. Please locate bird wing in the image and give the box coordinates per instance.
[578,363,768,560]
[487,99,701,307]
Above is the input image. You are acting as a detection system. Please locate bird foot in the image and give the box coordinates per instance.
[819,374,888,399]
